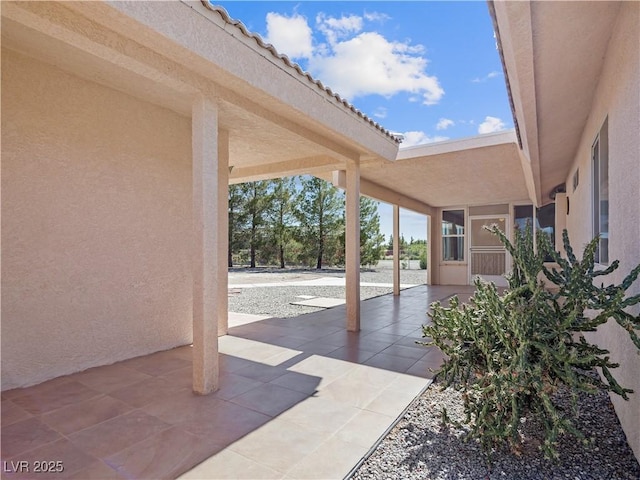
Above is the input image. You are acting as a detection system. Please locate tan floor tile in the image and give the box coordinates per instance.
[335,409,395,448]
[405,359,438,379]
[232,362,289,383]
[1,376,76,401]
[364,378,426,417]
[73,364,152,393]
[41,395,132,435]
[10,381,100,415]
[316,377,386,409]
[277,396,360,437]
[120,351,191,376]
[179,449,282,480]
[338,364,399,389]
[1,417,61,459]
[218,354,255,373]
[324,346,377,363]
[229,383,310,417]
[381,343,430,360]
[229,419,325,474]
[67,460,125,479]
[284,436,368,479]
[109,376,187,408]
[169,345,194,361]
[269,371,324,395]
[1,399,33,427]
[160,397,272,445]
[212,373,264,401]
[68,410,170,458]
[362,352,419,373]
[286,355,357,383]
[142,388,226,423]
[4,438,97,479]
[105,426,220,479]
[158,366,193,390]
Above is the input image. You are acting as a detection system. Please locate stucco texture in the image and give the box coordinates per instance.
[564,3,640,459]
[2,49,193,389]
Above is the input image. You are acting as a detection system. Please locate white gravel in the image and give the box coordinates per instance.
[228,266,427,318]
[350,377,640,480]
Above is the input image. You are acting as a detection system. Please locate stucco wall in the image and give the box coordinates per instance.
[563,3,640,459]
[1,49,193,390]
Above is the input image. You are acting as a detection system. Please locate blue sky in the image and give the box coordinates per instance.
[217,1,513,240]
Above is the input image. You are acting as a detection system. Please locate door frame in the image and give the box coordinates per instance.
[468,214,510,286]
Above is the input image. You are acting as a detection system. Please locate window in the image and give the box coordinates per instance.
[513,204,555,260]
[592,119,609,264]
[442,210,465,261]
[514,205,534,232]
[537,203,555,254]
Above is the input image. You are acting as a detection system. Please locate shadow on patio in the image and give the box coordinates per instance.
[1,285,473,480]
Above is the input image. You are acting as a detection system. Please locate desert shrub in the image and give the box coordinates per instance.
[419,250,427,270]
[422,225,640,459]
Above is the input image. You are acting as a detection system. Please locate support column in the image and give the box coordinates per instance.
[426,215,433,285]
[430,210,441,286]
[393,205,400,296]
[217,129,229,337]
[345,161,361,331]
[192,96,220,395]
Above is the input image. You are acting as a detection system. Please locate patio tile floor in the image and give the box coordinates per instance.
[1,285,472,480]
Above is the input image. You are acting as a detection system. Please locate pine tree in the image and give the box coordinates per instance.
[268,177,296,268]
[245,181,270,268]
[359,197,385,267]
[228,183,249,267]
[295,176,343,269]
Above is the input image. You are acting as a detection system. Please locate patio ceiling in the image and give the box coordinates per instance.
[492,1,622,206]
[1,1,399,179]
[318,130,533,213]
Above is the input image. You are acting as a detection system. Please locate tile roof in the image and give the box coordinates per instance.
[200,1,401,143]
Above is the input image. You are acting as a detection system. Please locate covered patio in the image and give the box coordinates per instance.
[1,285,473,479]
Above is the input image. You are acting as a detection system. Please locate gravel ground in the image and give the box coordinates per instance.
[228,266,427,318]
[351,378,640,480]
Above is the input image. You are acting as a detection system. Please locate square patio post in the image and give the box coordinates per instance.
[218,129,229,337]
[426,214,433,285]
[393,204,400,296]
[192,96,220,394]
[345,160,361,331]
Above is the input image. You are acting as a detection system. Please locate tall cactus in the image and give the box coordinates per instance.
[423,225,640,459]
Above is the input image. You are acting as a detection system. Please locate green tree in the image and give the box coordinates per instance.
[245,181,271,268]
[295,176,344,269]
[359,197,385,267]
[228,183,249,267]
[267,177,296,268]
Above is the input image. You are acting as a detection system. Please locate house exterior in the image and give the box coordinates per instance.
[2,0,638,461]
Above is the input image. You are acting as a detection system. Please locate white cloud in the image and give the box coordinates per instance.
[373,107,387,119]
[471,70,502,83]
[264,10,443,105]
[264,12,313,59]
[400,131,449,147]
[436,118,454,130]
[308,31,444,104]
[478,116,506,134]
[364,11,391,23]
[316,13,362,45]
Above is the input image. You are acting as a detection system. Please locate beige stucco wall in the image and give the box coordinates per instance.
[1,49,193,390]
[563,2,640,459]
